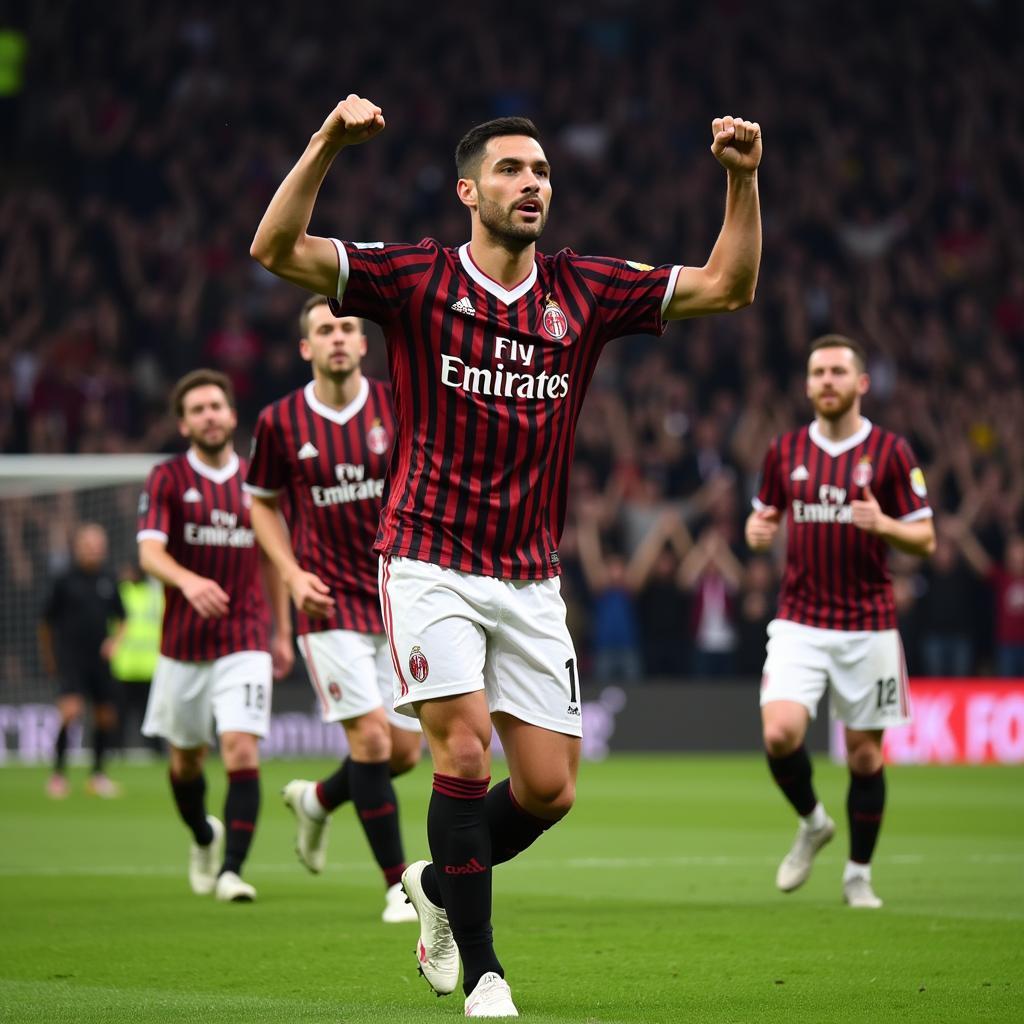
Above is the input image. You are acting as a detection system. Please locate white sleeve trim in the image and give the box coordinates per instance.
[900,507,934,523]
[136,529,168,543]
[243,483,280,498]
[661,265,683,316]
[330,237,350,303]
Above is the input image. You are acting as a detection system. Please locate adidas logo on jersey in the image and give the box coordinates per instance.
[182,487,202,503]
[790,465,810,481]
[451,296,477,317]
[297,442,320,460]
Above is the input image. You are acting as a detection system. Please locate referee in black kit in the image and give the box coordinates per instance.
[39,523,126,798]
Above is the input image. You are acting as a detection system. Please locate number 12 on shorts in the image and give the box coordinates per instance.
[875,677,897,709]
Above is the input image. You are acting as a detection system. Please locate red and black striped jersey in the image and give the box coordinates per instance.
[137,450,268,661]
[245,378,394,636]
[327,238,681,580]
[755,419,932,631]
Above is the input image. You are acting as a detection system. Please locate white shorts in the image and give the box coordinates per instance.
[297,629,422,732]
[379,556,583,737]
[142,650,273,748]
[760,619,912,730]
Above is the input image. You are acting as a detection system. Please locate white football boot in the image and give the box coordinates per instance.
[401,860,459,995]
[382,882,419,923]
[188,815,224,896]
[215,870,257,902]
[776,814,836,892]
[464,972,518,1017]
[281,779,329,874]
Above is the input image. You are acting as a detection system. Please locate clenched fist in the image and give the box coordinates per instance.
[746,505,780,551]
[319,94,386,151]
[710,116,762,175]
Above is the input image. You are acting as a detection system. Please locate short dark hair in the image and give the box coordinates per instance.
[808,333,867,372]
[299,295,330,337]
[170,368,235,419]
[299,295,362,338]
[455,117,541,179]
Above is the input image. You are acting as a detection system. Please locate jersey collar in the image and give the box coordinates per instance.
[458,243,538,305]
[304,377,369,426]
[187,448,239,483]
[809,417,872,457]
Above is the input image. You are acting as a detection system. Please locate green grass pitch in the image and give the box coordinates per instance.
[1,755,1021,1023]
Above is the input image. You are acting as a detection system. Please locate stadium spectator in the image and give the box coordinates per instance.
[916,525,978,678]
[2,0,1024,688]
[952,525,1024,678]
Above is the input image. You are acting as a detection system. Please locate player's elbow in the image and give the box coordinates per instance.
[249,227,293,272]
[249,234,278,270]
[921,531,937,558]
[723,278,757,311]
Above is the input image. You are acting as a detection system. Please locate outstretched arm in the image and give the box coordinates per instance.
[250,95,385,294]
[664,116,762,320]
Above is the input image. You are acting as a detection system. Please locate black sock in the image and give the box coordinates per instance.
[487,778,558,866]
[316,758,352,811]
[428,773,502,996]
[54,725,69,774]
[222,768,260,875]
[92,726,110,775]
[170,771,214,846]
[767,745,818,817]
[317,757,411,812]
[848,767,886,864]
[349,760,406,887]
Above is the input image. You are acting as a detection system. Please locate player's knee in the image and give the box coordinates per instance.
[763,724,801,757]
[847,744,882,776]
[347,715,391,762]
[521,777,576,820]
[221,732,260,771]
[439,734,489,779]
[170,747,204,779]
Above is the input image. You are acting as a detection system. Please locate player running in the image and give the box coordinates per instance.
[138,369,292,903]
[246,297,421,923]
[746,335,936,909]
[251,95,761,1016]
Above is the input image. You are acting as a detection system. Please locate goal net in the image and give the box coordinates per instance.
[0,456,161,759]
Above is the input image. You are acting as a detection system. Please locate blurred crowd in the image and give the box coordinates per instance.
[2,0,1023,682]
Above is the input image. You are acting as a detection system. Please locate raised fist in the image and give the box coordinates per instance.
[710,116,762,175]
[320,94,386,150]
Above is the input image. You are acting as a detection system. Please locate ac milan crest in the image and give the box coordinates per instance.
[408,645,429,683]
[367,420,389,455]
[541,302,568,340]
[852,458,873,489]
[328,681,343,701]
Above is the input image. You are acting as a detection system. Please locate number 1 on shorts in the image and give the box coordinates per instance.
[565,658,578,703]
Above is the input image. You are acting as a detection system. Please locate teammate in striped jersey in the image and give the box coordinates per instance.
[246,297,421,923]
[251,95,762,1016]
[746,335,936,909]
[138,369,293,903]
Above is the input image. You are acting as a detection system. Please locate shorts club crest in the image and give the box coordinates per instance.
[409,646,429,683]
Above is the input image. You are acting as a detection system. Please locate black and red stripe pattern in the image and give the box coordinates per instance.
[756,420,932,631]
[432,773,491,800]
[138,452,268,661]
[330,238,678,580]
[246,378,395,635]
